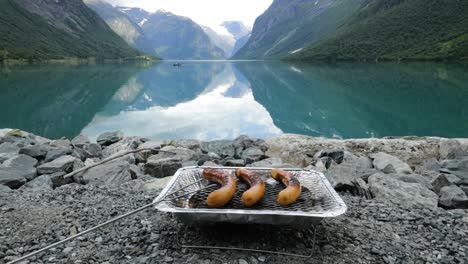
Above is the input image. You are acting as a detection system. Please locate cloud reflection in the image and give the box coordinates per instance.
[81,63,282,141]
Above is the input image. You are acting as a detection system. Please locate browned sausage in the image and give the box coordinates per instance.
[202,168,237,208]
[235,168,266,207]
[271,169,301,206]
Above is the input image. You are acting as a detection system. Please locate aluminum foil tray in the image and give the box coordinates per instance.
[154,166,347,226]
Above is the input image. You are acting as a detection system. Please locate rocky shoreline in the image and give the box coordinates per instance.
[1,128,468,263]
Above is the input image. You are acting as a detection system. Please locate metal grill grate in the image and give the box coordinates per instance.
[158,167,341,212]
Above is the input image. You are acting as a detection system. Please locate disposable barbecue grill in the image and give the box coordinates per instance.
[8,166,347,263]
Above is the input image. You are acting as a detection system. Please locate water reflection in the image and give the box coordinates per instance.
[1,61,468,140]
[81,63,282,140]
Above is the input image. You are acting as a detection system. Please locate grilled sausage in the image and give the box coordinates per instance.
[202,168,237,208]
[235,168,266,207]
[271,169,301,206]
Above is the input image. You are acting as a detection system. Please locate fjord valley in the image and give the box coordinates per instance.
[2,1,468,264]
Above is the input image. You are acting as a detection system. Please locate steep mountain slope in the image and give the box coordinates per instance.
[117,6,150,26]
[84,0,155,56]
[139,10,225,59]
[0,0,142,61]
[289,0,468,61]
[232,33,251,57]
[221,21,251,41]
[202,26,235,58]
[233,0,362,59]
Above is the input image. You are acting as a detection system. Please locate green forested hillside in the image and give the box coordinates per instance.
[0,0,143,61]
[289,0,468,61]
[233,0,363,59]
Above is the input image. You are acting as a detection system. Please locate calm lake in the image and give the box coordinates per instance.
[1,61,468,141]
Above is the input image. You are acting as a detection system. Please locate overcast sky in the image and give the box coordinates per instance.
[104,0,273,32]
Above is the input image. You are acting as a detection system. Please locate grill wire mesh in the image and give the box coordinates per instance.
[162,168,339,213]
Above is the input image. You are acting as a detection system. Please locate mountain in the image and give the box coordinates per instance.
[0,0,143,61]
[221,21,251,41]
[120,9,225,59]
[202,26,235,58]
[84,0,155,56]
[116,6,150,26]
[233,0,362,59]
[288,0,468,61]
[232,33,251,57]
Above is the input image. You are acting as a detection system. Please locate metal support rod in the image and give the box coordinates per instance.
[8,180,216,264]
[181,245,312,258]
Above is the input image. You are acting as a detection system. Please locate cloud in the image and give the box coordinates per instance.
[103,0,272,28]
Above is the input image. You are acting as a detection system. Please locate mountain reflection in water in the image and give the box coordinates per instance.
[1,61,468,140]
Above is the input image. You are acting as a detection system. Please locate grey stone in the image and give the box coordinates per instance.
[248,157,283,168]
[37,155,75,174]
[461,186,468,196]
[202,161,219,167]
[0,184,13,193]
[50,139,71,148]
[21,175,53,190]
[182,160,198,167]
[78,159,134,186]
[224,159,245,167]
[233,135,255,149]
[167,139,201,150]
[370,152,412,174]
[423,158,441,172]
[431,174,461,193]
[368,172,438,208]
[82,143,102,158]
[63,247,74,254]
[145,157,183,178]
[0,142,20,163]
[439,185,468,209]
[324,157,374,191]
[439,139,466,160]
[314,149,345,164]
[19,144,52,159]
[0,154,38,186]
[102,137,143,158]
[351,178,372,199]
[47,171,71,188]
[71,135,90,148]
[96,131,124,146]
[200,140,235,158]
[44,147,72,162]
[239,259,248,264]
[241,146,264,164]
[135,141,162,162]
[439,157,468,181]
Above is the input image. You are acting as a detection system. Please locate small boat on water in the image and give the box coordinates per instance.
[173,62,182,67]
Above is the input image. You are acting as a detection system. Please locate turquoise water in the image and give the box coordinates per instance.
[1,61,468,140]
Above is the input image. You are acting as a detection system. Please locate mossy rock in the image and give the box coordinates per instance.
[6,129,24,137]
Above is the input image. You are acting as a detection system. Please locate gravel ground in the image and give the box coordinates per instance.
[1,179,468,264]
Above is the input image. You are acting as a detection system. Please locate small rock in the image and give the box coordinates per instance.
[239,259,248,264]
[439,185,468,209]
[71,135,90,148]
[258,256,266,262]
[96,131,123,146]
[370,152,412,174]
[44,147,72,162]
[241,146,264,164]
[224,159,245,167]
[164,256,173,262]
[314,149,345,164]
[202,161,219,167]
[21,175,53,190]
[82,143,102,158]
[432,174,461,194]
[63,247,74,254]
[200,140,235,158]
[47,171,71,188]
[439,139,466,160]
[37,155,75,174]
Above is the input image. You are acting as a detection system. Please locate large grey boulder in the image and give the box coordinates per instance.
[324,156,375,191]
[439,185,468,209]
[44,147,72,162]
[21,175,53,190]
[0,142,20,163]
[314,149,345,164]
[439,157,468,181]
[82,143,102,158]
[0,184,13,193]
[248,157,287,168]
[19,144,53,159]
[96,131,123,146]
[37,155,75,174]
[201,140,235,158]
[135,141,162,162]
[144,157,183,178]
[368,173,438,208]
[431,174,461,193]
[46,171,72,188]
[370,152,412,174]
[71,134,91,148]
[439,139,466,160]
[102,137,143,158]
[76,159,134,186]
[0,154,38,187]
[241,146,264,164]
